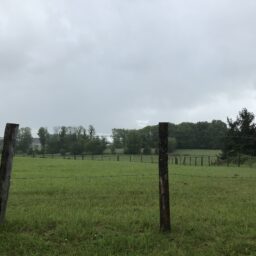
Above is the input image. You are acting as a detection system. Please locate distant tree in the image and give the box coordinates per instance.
[222,108,256,158]
[47,134,59,154]
[88,125,96,140]
[17,127,33,153]
[37,127,49,154]
[168,137,177,153]
[143,144,151,155]
[175,122,196,149]
[207,120,227,149]
[59,126,68,154]
[125,130,141,154]
[112,129,126,149]
[86,136,107,154]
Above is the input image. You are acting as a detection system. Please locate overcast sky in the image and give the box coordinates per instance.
[1,0,256,136]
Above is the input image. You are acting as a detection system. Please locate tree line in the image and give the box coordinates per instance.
[10,108,256,157]
[112,120,227,154]
[15,125,107,155]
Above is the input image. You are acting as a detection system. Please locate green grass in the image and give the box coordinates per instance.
[174,149,221,156]
[1,157,256,255]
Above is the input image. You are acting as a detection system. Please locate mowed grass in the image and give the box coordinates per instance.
[0,157,256,256]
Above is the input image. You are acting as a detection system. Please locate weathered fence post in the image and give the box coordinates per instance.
[183,156,186,165]
[0,123,19,224]
[159,122,171,232]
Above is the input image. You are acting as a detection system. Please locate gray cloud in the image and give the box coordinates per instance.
[1,0,256,136]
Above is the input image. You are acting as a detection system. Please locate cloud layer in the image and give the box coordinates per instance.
[1,0,256,135]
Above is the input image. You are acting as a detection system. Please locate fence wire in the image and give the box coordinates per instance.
[16,152,256,168]
[11,172,256,181]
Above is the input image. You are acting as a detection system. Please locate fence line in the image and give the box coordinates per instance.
[16,152,256,168]
[11,173,256,181]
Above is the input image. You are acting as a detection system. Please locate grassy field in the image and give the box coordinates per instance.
[1,157,256,255]
[174,149,221,156]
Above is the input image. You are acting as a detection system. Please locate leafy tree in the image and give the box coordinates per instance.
[86,136,107,154]
[168,137,177,153]
[222,108,256,158]
[37,127,49,154]
[47,134,59,154]
[17,127,33,153]
[88,125,96,140]
[112,129,127,149]
[125,130,142,154]
[59,126,68,154]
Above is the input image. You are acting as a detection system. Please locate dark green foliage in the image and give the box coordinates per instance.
[46,134,59,154]
[222,108,256,158]
[124,130,142,154]
[38,125,107,155]
[16,127,33,153]
[111,120,227,153]
[112,129,127,149]
[86,136,107,154]
[37,127,49,154]
[168,137,177,153]
[143,144,151,154]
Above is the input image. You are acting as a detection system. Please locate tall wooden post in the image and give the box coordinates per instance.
[0,123,19,224]
[159,122,171,232]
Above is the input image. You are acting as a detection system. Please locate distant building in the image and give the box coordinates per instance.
[32,138,41,151]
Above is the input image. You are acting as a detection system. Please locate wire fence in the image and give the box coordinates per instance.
[15,152,256,168]
[11,172,256,181]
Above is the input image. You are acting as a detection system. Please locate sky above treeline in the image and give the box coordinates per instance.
[1,0,256,136]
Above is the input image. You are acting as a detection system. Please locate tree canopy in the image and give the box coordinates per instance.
[222,108,256,158]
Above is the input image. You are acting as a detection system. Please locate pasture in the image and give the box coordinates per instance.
[0,157,256,255]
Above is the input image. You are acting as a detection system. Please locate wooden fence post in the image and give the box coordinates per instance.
[0,123,19,224]
[175,156,178,165]
[159,122,171,232]
[183,156,186,165]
